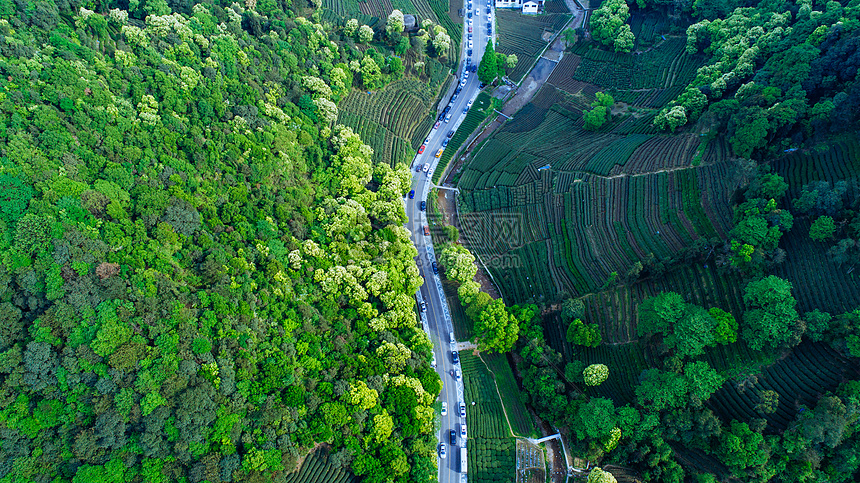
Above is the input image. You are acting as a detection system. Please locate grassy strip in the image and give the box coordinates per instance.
[432,92,494,184]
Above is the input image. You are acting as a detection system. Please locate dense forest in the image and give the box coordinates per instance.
[0,0,451,481]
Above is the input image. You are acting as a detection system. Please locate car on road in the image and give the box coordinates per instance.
[450,429,457,445]
[418,145,425,154]
[452,351,459,363]
[432,261,438,274]
[416,164,422,172]
[423,225,430,236]
[434,121,440,129]
[442,138,449,147]
[441,401,448,416]
[461,424,467,438]
[435,148,444,157]
[409,189,415,199]
[440,442,446,459]
[420,200,426,211]
[422,163,430,172]
[460,402,466,418]
[471,64,477,72]
[445,113,452,122]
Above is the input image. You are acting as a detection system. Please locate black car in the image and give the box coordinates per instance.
[468,11,472,18]
[437,113,444,122]
[471,64,477,72]
[486,7,490,13]
[447,130,455,138]
[468,49,473,56]
[432,261,439,274]
[452,351,459,363]
[449,429,457,444]
[419,200,426,211]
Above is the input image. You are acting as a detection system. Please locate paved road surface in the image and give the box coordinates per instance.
[405,1,495,481]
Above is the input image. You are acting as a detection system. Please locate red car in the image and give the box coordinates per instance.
[434,121,441,129]
[418,145,426,154]
[468,26,473,33]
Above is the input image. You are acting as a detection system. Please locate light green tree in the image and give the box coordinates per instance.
[583,363,609,386]
[358,24,374,43]
[587,467,617,483]
[345,18,358,36]
[810,215,836,241]
[386,9,404,38]
[473,298,519,353]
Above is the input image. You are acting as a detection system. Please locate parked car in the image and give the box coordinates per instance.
[471,64,477,72]
[475,8,479,15]
[468,39,472,48]
[409,189,415,199]
[486,7,491,13]
[468,25,473,33]
[459,402,466,418]
[419,300,426,311]
[454,369,461,380]
[422,163,430,172]
[436,148,444,157]
[450,429,457,445]
[445,113,452,122]
[416,165,422,172]
[461,424,467,438]
[434,121,441,129]
[442,138,449,147]
[460,78,467,87]
[423,225,430,236]
[447,130,455,138]
[418,145,425,154]
[432,261,439,274]
[468,11,471,18]
[441,401,448,416]
[467,99,474,108]
[452,351,459,363]
[439,442,447,459]
[468,48,473,56]
[420,200,426,211]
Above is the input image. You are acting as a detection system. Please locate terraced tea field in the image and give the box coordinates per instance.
[462,352,517,483]
[494,10,572,82]
[338,79,441,167]
[285,448,360,483]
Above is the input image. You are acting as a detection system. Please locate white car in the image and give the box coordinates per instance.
[441,401,448,416]
[459,402,466,418]
[461,424,467,438]
[467,99,474,108]
[460,78,467,87]
[468,40,473,48]
[475,8,479,15]
[440,442,447,459]
[422,163,429,172]
[465,71,470,79]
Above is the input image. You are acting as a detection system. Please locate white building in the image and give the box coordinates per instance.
[494,0,543,12]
